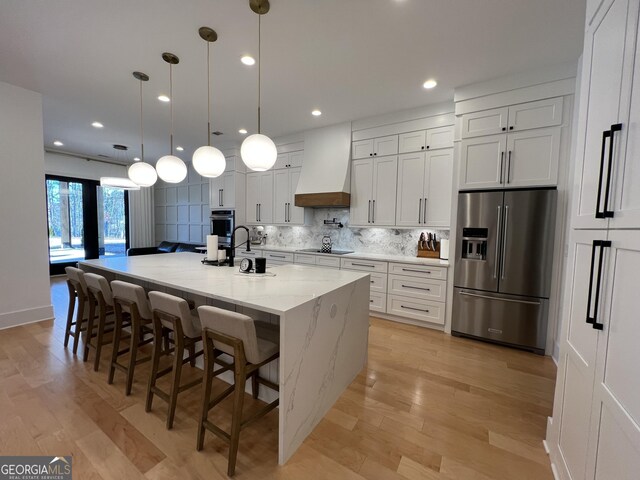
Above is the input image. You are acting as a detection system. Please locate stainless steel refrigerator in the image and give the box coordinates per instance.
[452,188,557,355]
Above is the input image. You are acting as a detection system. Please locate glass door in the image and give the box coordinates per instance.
[46,175,129,275]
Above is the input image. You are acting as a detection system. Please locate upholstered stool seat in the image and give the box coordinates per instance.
[146,291,204,429]
[196,306,280,477]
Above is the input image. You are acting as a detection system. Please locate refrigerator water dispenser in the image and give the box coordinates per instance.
[461,227,488,260]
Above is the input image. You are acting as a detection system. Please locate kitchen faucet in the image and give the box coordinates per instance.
[228,225,251,267]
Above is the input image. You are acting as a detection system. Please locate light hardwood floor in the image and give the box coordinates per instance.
[0,277,556,479]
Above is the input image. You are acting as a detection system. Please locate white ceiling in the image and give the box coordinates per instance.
[0,0,585,165]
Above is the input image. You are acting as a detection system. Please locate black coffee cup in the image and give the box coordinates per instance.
[255,257,266,274]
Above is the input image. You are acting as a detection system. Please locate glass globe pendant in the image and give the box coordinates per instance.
[241,0,277,172]
[193,27,226,178]
[156,52,187,184]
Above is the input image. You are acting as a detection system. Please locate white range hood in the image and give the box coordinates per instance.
[294,122,352,208]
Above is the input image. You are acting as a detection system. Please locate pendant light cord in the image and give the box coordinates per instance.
[139,79,144,162]
[258,12,261,134]
[207,40,211,146]
[169,62,174,154]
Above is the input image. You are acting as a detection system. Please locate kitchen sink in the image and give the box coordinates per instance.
[296,248,354,255]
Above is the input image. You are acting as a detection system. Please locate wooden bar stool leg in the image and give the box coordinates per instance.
[125,318,140,396]
[108,306,124,385]
[72,295,86,355]
[146,319,163,413]
[251,370,260,400]
[93,305,107,372]
[83,295,96,362]
[187,342,196,367]
[227,363,247,477]
[197,336,215,451]
[166,338,185,429]
[64,283,76,348]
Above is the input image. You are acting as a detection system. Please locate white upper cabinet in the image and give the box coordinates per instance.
[507,97,563,132]
[288,168,305,224]
[273,167,305,225]
[460,107,509,138]
[274,150,304,170]
[398,126,454,154]
[246,171,273,224]
[350,156,398,226]
[504,127,561,188]
[352,135,398,159]
[459,134,507,190]
[396,149,453,227]
[572,0,633,229]
[210,171,243,209]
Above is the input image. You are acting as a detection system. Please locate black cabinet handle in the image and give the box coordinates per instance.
[499,152,504,184]
[401,284,431,291]
[369,153,373,157]
[595,126,618,219]
[426,145,430,149]
[586,240,611,330]
[374,152,377,156]
[603,124,622,218]
[400,305,429,313]
[509,126,514,130]
[507,150,512,184]
[421,146,425,150]
[501,127,506,131]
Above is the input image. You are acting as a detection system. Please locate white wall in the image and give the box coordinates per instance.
[0,81,53,329]
[45,151,127,180]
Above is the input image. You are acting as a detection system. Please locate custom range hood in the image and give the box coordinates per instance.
[294,122,352,208]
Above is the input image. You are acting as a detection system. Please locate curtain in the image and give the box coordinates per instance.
[128,187,155,247]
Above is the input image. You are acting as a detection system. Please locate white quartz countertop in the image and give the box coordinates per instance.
[241,245,450,267]
[80,253,369,315]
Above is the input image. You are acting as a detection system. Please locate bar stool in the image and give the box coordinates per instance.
[196,306,280,477]
[64,266,89,355]
[109,280,154,395]
[146,291,204,429]
[83,273,117,371]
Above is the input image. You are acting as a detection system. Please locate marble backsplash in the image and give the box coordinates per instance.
[259,209,449,256]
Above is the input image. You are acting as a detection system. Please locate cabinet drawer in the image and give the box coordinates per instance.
[507,97,563,132]
[461,107,509,138]
[316,256,341,269]
[294,253,317,265]
[388,274,446,302]
[388,262,447,280]
[369,292,387,313]
[341,258,388,273]
[264,251,294,263]
[365,272,387,293]
[387,295,445,325]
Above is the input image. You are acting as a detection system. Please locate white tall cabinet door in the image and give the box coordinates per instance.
[611,14,640,229]
[425,149,453,227]
[288,167,305,224]
[460,107,508,138]
[372,156,398,226]
[505,127,560,188]
[396,153,426,226]
[572,0,631,229]
[459,134,507,190]
[246,173,260,223]
[586,230,640,480]
[258,172,273,224]
[221,172,235,208]
[350,159,374,225]
[273,169,289,224]
[554,230,607,480]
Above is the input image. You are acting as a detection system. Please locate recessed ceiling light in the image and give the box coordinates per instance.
[53,140,64,147]
[133,157,141,162]
[423,79,437,89]
[238,128,248,134]
[311,109,322,116]
[92,121,104,128]
[241,56,255,66]
[158,95,170,102]
[176,146,184,152]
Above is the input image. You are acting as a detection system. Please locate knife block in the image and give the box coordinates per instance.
[417,241,440,258]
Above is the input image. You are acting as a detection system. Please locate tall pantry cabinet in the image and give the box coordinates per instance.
[547,0,640,479]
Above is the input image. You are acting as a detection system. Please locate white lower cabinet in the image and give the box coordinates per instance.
[369,292,386,313]
[263,250,294,265]
[387,274,447,302]
[386,295,445,325]
[315,256,340,269]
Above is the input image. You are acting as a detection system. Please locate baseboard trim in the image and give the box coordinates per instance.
[0,305,54,330]
[369,312,445,331]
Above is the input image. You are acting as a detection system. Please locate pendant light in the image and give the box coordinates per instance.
[103,145,140,190]
[156,53,188,183]
[193,27,226,178]
[128,71,158,187]
[240,0,277,172]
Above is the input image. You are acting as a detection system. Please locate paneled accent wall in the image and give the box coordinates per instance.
[154,167,210,244]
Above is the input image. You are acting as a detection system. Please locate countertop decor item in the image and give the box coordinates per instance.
[417,232,440,258]
[240,0,277,172]
[192,26,226,178]
[128,71,158,187]
[156,52,187,183]
[321,235,332,253]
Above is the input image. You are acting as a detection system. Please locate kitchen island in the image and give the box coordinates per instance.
[79,252,370,464]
